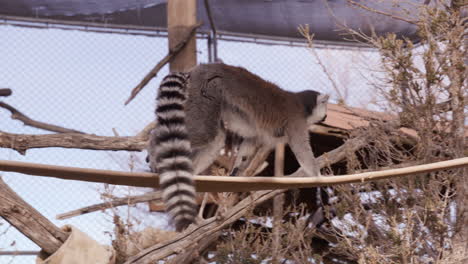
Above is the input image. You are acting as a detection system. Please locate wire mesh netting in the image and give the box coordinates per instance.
[0,24,383,263]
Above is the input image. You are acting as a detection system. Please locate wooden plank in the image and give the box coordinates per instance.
[1,154,468,193]
[167,0,197,71]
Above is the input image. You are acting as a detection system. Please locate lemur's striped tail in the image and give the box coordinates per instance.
[150,73,196,231]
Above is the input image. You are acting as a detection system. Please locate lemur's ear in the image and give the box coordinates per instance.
[318,94,329,103]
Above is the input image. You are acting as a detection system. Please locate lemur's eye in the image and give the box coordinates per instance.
[241,156,247,162]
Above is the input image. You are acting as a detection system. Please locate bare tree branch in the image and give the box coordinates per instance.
[0,88,12,97]
[345,0,418,25]
[0,131,147,154]
[299,25,346,103]
[124,21,203,105]
[0,103,157,154]
[56,191,162,220]
[0,102,83,134]
[0,122,341,154]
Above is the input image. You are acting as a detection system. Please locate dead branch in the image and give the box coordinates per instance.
[0,102,157,154]
[124,21,203,105]
[0,102,84,134]
[299,25,346,103]
[0,131,147,154]
[56,191,162,220]
[58,191,214,220]
[0,177,68,255]
[0,88,12,97]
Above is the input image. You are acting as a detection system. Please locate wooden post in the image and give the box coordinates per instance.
[273,143,285,264]
[167,0,197,72]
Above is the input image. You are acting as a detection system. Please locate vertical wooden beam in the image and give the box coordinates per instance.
[167,0,197,72]
[273,143,285,264]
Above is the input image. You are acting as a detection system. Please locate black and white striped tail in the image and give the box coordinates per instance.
[150,73,197,231]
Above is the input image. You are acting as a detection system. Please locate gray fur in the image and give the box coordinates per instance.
[185,63,328,177]
[149,64,329,231]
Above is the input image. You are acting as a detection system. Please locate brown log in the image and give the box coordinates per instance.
[0,131,147,154]
[0,177,68,255]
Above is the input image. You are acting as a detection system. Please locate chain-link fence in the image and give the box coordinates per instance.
[0,24,382,263]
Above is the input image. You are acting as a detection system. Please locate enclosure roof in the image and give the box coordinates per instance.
[0,0,426,44]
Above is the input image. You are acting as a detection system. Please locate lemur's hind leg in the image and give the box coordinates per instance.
[191,130,226,174]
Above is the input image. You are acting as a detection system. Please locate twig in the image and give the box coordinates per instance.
[56,191,162,220]
[0,88,12,97]
[299,25,346,103]
[345,0,417,25]
[136,121,156,139]
[0,102,83,134]
[415,95,468,114]
[124,21,203,105]
[0,251,40,256]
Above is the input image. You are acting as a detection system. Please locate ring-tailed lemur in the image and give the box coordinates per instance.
[149,63,329,231]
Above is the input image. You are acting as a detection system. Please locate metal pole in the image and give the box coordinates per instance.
[204,0,218,61]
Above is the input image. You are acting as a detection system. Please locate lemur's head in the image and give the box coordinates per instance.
[297,90,329,125]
